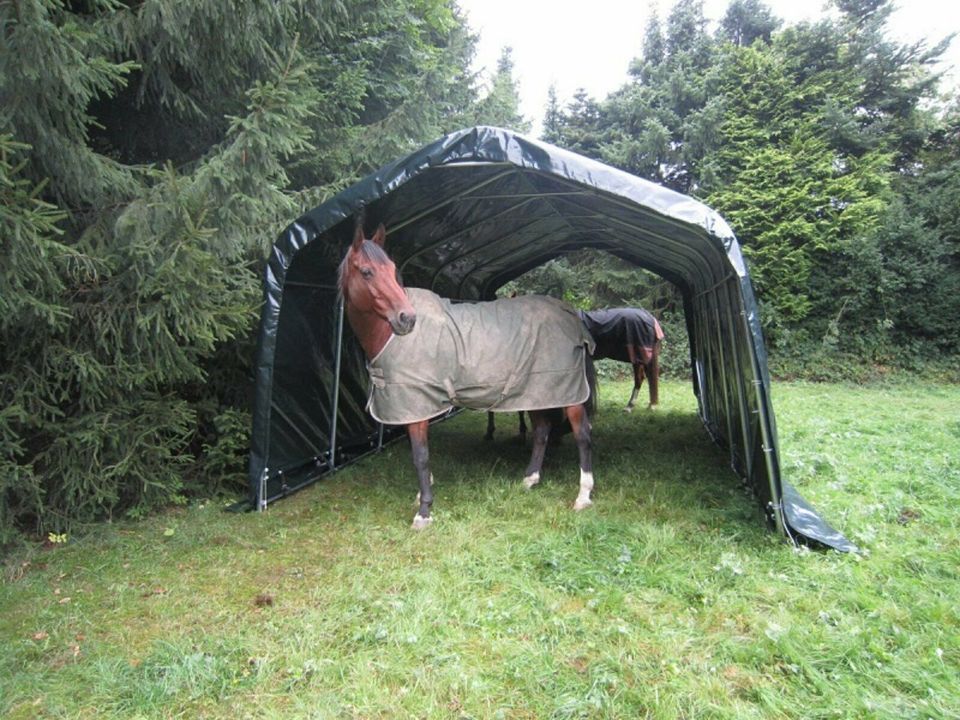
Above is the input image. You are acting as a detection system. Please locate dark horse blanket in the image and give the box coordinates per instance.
[579,308,664,364]
[366,288,595,425]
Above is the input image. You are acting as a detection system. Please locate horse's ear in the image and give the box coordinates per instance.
[352,222,365,251]
[372,224,386,247]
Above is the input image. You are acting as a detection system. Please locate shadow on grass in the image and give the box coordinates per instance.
[342,402,766,541]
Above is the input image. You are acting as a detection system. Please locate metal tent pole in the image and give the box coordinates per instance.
[735,291,787,539]
[329,296,346,472]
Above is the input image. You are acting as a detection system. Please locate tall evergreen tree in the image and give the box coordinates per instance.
[0,0,480,539]
[718,0,781,47]
[559,89,604,157]
[542,84,564,144]
[472,47,531,132]
[703,44,890,338]
[833,100,960,357]
[602,0,717,192]
[666,0,709,57]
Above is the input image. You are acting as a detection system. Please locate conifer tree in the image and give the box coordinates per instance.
[542,85,565,144]
[560,89,604,157]
[601,0,717,192]
[0,0,480,539]
[472,47,531,132]
[718,0,781,47]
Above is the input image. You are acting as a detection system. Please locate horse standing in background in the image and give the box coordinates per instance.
[579,307,664,412]
[338,223,598,529]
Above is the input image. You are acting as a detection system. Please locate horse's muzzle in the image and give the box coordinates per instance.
[392,310,416,336]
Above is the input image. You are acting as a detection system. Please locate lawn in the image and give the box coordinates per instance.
[2,379,958,719]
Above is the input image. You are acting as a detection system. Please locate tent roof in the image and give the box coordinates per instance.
[250,126,854,551]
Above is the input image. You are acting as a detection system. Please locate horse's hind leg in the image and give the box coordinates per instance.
[647,341,661,408]
[522,411,551,489]
[626,361,645,413]
[408,420,434,529]
[566,404,594,510]
[484,412,495,441]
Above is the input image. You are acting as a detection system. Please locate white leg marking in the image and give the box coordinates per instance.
[411,513,433,530]
[415,473,435,506]
[523,471,540,489]
[573,470,594,511]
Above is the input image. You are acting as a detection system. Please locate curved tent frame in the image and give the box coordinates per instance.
[249,126,854,551]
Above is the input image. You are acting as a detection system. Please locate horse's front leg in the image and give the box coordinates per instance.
[566,404,594,510]
[408,420,433,529]
[522,411,551,489]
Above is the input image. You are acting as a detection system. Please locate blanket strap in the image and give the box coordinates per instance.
[443,378,458,403]
[368,366,386,388]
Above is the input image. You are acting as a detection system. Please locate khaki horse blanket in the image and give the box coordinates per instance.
[366,288,595,425]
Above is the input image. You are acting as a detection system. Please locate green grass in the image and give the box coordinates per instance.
[2,379,958,719]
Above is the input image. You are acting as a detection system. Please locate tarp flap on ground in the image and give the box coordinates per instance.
[249,125,855,552]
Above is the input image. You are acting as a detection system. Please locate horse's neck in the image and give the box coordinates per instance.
[346,307,393,360]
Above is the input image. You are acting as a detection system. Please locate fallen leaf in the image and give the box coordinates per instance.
[32,631,49,641]
[58,597,71,605]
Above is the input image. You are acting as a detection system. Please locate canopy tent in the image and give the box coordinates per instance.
[249,126,854,552]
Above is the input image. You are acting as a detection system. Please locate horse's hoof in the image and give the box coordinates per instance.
[624,405,634,414]
[648,403,659,411]
[573,498,593,511]
[523,472,540,489]
[411,514,433,530]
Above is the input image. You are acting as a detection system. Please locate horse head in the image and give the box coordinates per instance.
[339,223,416,356]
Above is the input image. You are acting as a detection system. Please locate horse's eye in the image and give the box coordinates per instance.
[360,267,374,280]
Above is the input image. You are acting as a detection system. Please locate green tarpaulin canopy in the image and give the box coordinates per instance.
[249,126,854,552]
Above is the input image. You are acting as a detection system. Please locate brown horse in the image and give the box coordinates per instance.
[338,223,596,529]
[579,307,663,412]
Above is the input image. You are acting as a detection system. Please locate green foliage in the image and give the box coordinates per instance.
[198,408,254,496]
[601,0,718,193]
[702,43,892,340]
[471,47,531,132]
[542,85,564,144]
[718,0,781,47]
[500,250,673,313]
[542,0,957,367]
[0,0,482,539]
